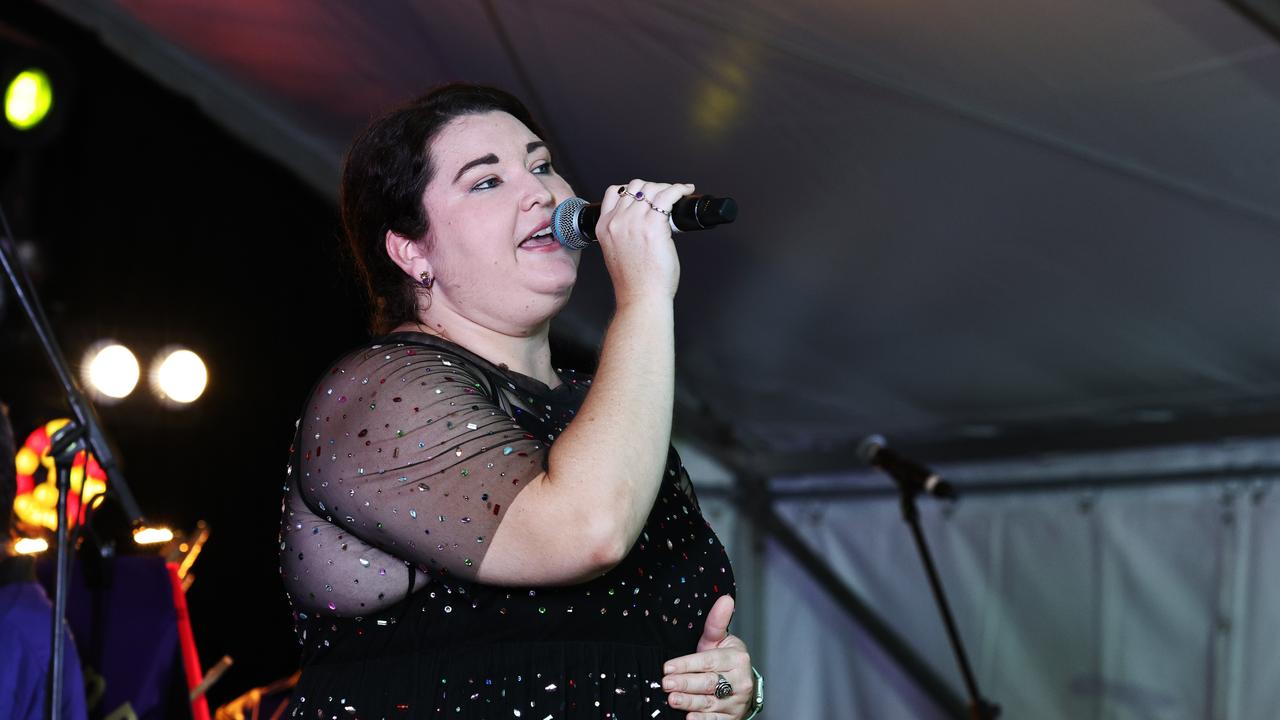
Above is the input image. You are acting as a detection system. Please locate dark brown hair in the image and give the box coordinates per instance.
[340,83,545,335]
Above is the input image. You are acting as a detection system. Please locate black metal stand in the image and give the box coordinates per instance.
[755,493,969,717]
[896,488,1000,720]
[2,202,146,720]
[47,423,88,720]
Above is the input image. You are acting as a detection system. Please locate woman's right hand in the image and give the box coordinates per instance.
[480,179,688,586]
[595,179,696,303]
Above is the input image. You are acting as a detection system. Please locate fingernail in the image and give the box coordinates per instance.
[663,678,675,690]
[664,664,675,673]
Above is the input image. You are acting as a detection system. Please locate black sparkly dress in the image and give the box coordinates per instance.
[279,332,735,719]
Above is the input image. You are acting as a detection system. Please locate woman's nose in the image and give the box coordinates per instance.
[522,175,555,211]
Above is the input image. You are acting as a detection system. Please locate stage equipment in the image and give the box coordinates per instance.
[2,200,151,720]
[861,435,1001,720]
[0,23,71,146]
[13,416,173,550]
[82,341,140,401]
[215,671,300,720]
[14,418,109,531]
[859,434,956,499]
[150,346,208,404]
[34,551,214,719]
[169,520,209,592]
[5,68,53,130]
[134,525,175,545]
[13,536,49,554]
[552,194,738,250]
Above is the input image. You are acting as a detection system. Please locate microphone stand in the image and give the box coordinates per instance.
[0,205,147,720]
[894,481,1000,720]
[47,422,86,720]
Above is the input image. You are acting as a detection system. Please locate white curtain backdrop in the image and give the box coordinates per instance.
[695,440,1280,719]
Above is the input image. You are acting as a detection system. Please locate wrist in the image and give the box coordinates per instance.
[613,289,676,310]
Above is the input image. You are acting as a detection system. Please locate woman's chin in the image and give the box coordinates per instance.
[500,289,572,335]
[536,281,576,311]
[525,261,579,297]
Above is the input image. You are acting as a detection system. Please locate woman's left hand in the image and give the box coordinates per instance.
[663,595,754,720]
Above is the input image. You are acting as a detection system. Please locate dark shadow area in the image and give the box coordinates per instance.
[1,0,362,707]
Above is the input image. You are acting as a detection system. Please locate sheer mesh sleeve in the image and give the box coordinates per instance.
[283,340,547,614]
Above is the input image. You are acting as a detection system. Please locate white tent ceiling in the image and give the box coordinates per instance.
[41,0,1280,471]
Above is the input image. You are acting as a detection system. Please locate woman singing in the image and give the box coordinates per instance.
[279,84,761,720]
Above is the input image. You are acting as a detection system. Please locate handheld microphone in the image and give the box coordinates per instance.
[552,195,738,250]
[857,434,956,500]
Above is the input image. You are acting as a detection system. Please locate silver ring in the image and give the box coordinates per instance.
[621,189,671,216]
[619,186,671,216]
[714,674,733,699]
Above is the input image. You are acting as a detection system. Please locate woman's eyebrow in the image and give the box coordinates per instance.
[453,143,548,184]
[454,153,499,183]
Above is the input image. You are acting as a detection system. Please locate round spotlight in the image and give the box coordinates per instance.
[5,68,53,131]
[152,348,208,404]
[83,342,140,400]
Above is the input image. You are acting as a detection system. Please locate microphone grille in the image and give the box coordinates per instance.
[857,434,887,465]
[552,197,590,250]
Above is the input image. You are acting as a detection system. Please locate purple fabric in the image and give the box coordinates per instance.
[0,557,88,720]
[36,555,182,720]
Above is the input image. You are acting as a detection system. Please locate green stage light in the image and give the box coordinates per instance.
[5,68,53,131]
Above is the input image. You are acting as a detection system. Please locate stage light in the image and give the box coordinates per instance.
[133,526,174,545]
[83,342,139,400]
[13,537,49,555]
[4,68,53,130]
[0,23,71,147]
[151,347,208,404]
[13,418,109,531]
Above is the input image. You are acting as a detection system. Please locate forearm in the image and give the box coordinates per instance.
[478,179,689,585]
[544,295,674,555]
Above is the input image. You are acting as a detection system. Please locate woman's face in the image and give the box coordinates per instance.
[419,111,579,335]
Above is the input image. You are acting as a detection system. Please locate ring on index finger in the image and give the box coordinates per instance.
[618,187,671,216]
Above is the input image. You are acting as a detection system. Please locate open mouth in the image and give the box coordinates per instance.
[519,224,558,249]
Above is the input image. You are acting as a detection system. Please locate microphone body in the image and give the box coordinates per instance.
[858,434,956,500]
[552,195,737,250]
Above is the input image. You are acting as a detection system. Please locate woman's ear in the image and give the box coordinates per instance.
[385,230,433,281]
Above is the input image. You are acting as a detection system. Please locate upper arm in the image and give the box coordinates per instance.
[298,342,546,581]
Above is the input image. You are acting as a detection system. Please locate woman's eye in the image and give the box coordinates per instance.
[533,161,553,175]
[471,177,500,192]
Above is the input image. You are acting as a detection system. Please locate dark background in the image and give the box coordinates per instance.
[2,0,366,706]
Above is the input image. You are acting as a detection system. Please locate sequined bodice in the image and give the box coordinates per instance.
[279,333,734,719]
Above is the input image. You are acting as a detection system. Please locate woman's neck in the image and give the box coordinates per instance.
[393,314,559,388]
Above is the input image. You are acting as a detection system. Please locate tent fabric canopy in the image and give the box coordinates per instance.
[42,0,1280,470]
[23,4,1280,717]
